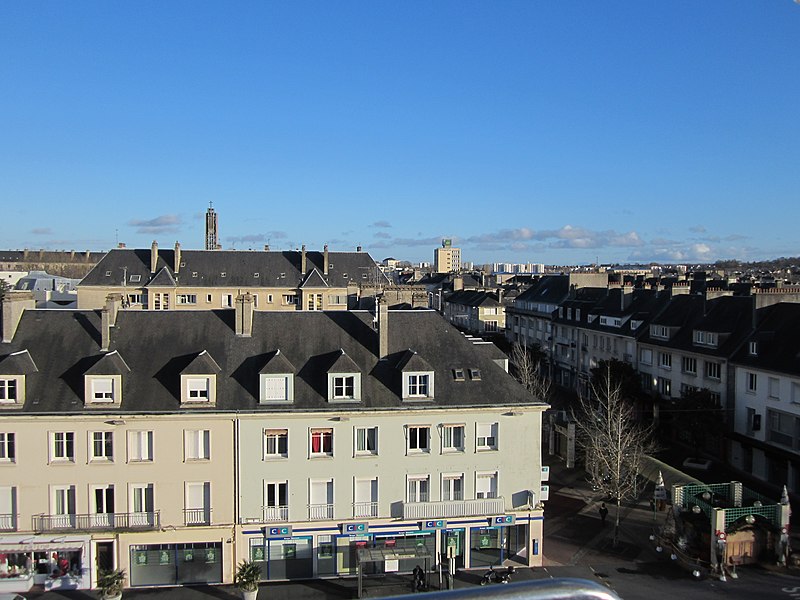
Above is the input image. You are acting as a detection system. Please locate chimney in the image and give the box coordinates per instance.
[356,245,362,252]
[235,293,254,337]
[301,245,307,275]
[174,242,181,274]
[150,240,158,274]
[497,288,504,304]
[323,244,329,275]
[105,293,124,326]
[70,250,75,260]
[101,308,111,351]
[264,244,270,252]
[1,291,35,343]
[378,295,389,359]
[453,275,464,291]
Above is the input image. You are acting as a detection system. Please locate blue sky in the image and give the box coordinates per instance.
[1,2,798,266]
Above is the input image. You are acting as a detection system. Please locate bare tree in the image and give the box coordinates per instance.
[573,363,655,545]
[511,342,551,402]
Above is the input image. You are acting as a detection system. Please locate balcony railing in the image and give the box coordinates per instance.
[402,497,505,520]
[33,511,160,532]
[352,501,378,518]
[0,513,17,531]
[262,505,289,522]
[184,508,211,526]
[308,503,334,521]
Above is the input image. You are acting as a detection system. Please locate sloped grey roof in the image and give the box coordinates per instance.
[258,350,296,374]
[732,302,800,377]
[1,309,545,413]
[396,349,433,372]
[182,350,222,374]
[0,349,38,375]
[300,269,329,288]
[146,267,177,287]
[446,290,500,308]
[80,248,387,289]
[85,350,131,375]
[328,350,361,374]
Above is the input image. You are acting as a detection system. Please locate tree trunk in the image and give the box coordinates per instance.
[614,497,621,547]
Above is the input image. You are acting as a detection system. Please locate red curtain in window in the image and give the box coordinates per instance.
[312,432,321,453]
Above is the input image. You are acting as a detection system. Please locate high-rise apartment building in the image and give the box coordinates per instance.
[433,239,461,273]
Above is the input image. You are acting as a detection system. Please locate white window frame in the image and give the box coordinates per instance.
[747,372,758,394]
[50,431,75,462]
[264,429,288,459]
[52,485,76,523]
[406,425,431,454]
[406,475,430,503]
[441,424,465,453]
[91,377,116,403]
[353,477,378,517]
[0,378,19,403]
[475,472,498,499]
[404,372,434,399]
[659,352,672,370]
[330,374,359,401]
[185,481,211,524]
[184,429,210,461]
[441,473,464,501]
[0,432,15,462]
[90,430,114,461]
[681,356,697,375]
[639,348,653,366]
[476,423,498,451]
[186,377,211,401]
[128,430,154,462]
[264,480,289,521]
[705,361,721,380]
[355,426,378,455]
[768,377,780,400]
[260,374,293,403]
[310,428,333,457]
[130,483,155,517]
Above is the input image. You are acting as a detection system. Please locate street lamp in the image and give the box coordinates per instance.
[692,505,701,514]
[745,515,756,525]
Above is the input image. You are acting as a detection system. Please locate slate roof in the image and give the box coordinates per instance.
[1,309,544,413]
[80,248,387,289]
[445,290,501,308]
[85,350,131,375]
[513,275,571,307]
[0,349,38,375]
[732,302,800,377]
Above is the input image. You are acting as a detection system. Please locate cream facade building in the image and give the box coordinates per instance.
[0,293,547,592]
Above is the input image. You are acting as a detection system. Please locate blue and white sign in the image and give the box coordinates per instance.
[421,519,447,530]
[491,515,516,526]
[342,522,369,533]
[265,525,292,538]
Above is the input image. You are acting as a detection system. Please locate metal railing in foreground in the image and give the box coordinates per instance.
[386,578,622,600]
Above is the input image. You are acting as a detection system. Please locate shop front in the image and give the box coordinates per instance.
[128,542,222,587]
[248,533,313,581]
[0,534,91,592]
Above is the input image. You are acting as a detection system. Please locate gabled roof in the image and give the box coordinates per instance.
[732,302,800,376]
[182,350,222,374]
[146,267,177,287]
[80,248,387,289]
[396,349,433,372]
[85,350,131,375]
[445,290,500,308]
[327,349,361,374]
[300,268,329,288]
[2,309,545,413]
[258,350,296,374]
[0,349,38,375]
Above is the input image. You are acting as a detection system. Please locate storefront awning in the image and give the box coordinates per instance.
[0,534,89,553]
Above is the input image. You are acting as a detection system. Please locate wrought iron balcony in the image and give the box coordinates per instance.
[402,497,504,520]
[184,508,212,526]
[352,501,378,518]
[308,503,334,521]
[262,505,289,522]
[32,511,160,532]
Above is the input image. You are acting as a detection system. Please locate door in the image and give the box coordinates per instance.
[96,541,114,572]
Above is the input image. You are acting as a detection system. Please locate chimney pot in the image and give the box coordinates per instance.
[324,244,329,275]
[378,295,389,358]
[174,241,181,274]
[1,291,35,343]
[150,241,159,274]
[301,245,307,275]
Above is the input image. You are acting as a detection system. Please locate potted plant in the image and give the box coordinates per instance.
[234,560,261,600]
[97,568,125,600]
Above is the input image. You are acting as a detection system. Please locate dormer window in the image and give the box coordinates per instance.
[693,330,718,348]
[651,325,669,339]
[84,351,128,406]
[749,341,758,356]
[406,373,431,397]
[453,369,465,382]
[0,379,18,403]
[469,369,481,381]
[92,378,116,402]
[260,375,293,403]
[186,377,211,401]
[327,350,361,402]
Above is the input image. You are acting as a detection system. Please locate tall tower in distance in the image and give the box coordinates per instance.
[205,203,220,250]
[434,238,461,273]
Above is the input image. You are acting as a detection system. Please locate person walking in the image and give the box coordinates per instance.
[599,502,608,526]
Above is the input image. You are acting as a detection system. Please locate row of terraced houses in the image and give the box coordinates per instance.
[0,245,547,594]
[506,273,800,497]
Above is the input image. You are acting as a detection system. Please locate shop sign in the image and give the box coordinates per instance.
[341,522,369,533]
[478,534,492,548]
[490,515,516,527]
[421,519,447,530]
[134,551,148,565]
[265,526,293,538]
[159,550,171,565]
